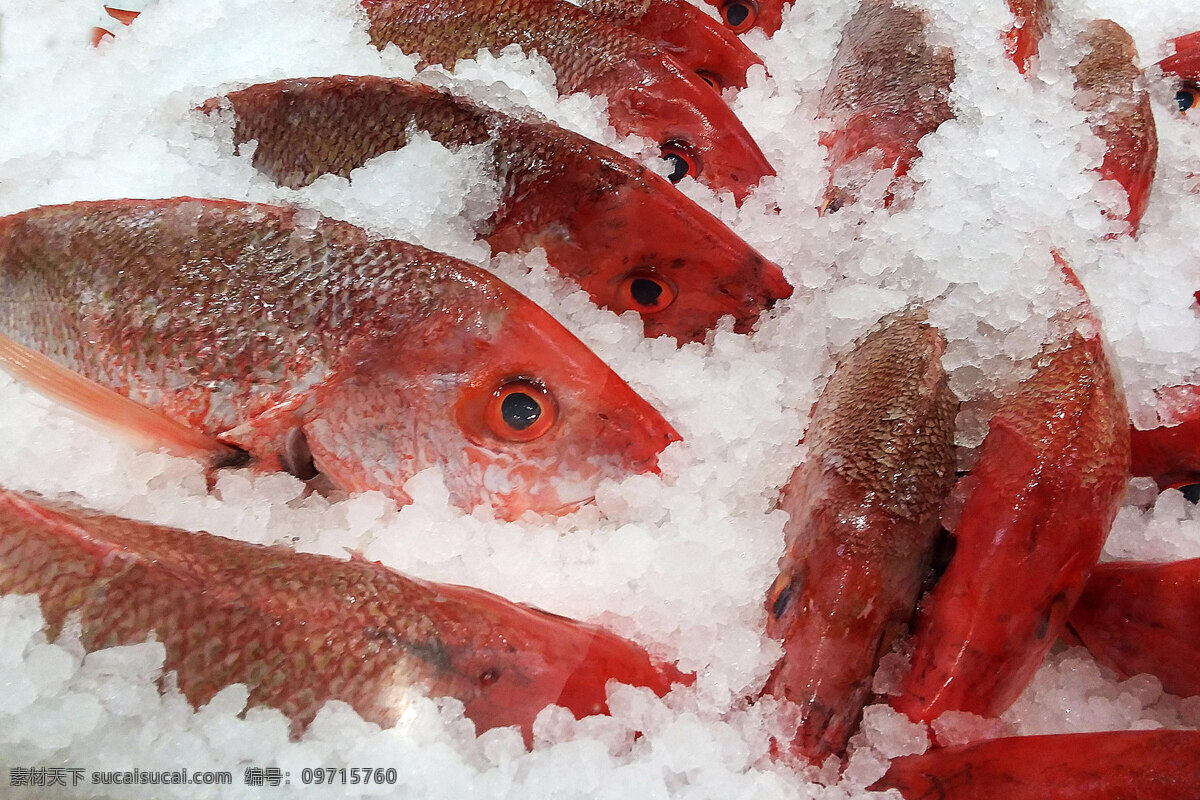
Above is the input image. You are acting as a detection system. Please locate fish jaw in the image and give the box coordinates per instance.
[1067,559,1200,700]
[491,165,791,343]
[582,0,765,91]
[596,55,775,203]
[869,731,1200,800]
[762,312,957,759]
[894,326,1130,723]
[300,285,680,519]
[0,488,687,742]
[430,582,692,740]
[817,0,955,212]
[1071,20,1158,237]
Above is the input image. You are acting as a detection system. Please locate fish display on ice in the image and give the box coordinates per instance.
[7,0,1200,795]
[207,76,792,342]
[0,198,679,519]
[361,0,774,201]
[0,487,689,742]
[763,310,957,759]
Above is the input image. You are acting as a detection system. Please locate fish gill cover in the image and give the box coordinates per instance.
[0,0,1199,798]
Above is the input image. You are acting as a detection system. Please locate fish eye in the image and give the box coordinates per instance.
[720,0,758,33]
[696,70,722,91]
[660,141,700,183]
[619,274,677,314]
[1176,82,1199,113]
[485,378,557,442]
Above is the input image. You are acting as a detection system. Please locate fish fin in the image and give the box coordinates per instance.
[0,334,244,468]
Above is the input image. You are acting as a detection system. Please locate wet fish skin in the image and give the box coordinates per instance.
[1066,558,1200,700]
[1071,19,1157,236]
[1004,0,1050,74]
[870,731,1200,799]
[763,311,957,759]
[817,0,955,213]
[0,488,689,741]
[361,0,774,202]
[578,0,764,90]
[0,198,680,518]
[894,270,1130,723]
[209,76,792,343]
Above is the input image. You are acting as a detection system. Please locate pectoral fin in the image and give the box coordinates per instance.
[0,334,245,467]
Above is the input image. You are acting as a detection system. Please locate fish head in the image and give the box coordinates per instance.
[600,57,774,203]
[426,582,690,743]
[305,279,680,519]
[500,161,791,342]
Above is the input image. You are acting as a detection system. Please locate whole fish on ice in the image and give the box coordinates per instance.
[207,76,791,342]
[0,198,680,518]
[817,0,955,213]
[361,0,773,201]
[0,488,689,742]
[763,310,957,759]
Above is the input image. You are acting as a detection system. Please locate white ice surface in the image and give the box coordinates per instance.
[1,0,1199,797]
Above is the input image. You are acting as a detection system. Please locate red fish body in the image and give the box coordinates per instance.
[0,488,689,741]
[209,76,791,342]
[1067,558,1200,700]
[579,0,764,91]
[361,0,773,202]
[870,730,1200,799]
[0,198,680,518]
[763,312,958,759]
[1158,31,1200,90]
[817,0,955,213]
[1071,20,1157,236]
[1004,0,1050,74]
[1130,385,1200,489]
[894,282,1130,723]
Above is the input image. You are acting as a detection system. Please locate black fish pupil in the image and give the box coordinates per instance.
[1177,88,1196,112]
[771,578,796,619]
[502,392,541,430]
[664,152,689,182]
[630,278,664,307]
[724,2,749,27]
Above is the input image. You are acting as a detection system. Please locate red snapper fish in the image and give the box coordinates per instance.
[763,311,958,759]
[1067,558,1200,700]
[870,730,1200,799]
[0,488,690,741]
[578,0,764,91]
[1004,0,1050,74]
[0,198,680,519]
[1130,385,1200,489]
[1071,20,1157,236]
[207,76,791,343]
[361,0,773,202]
[893,269,1130,724]
[816,0,955,213]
